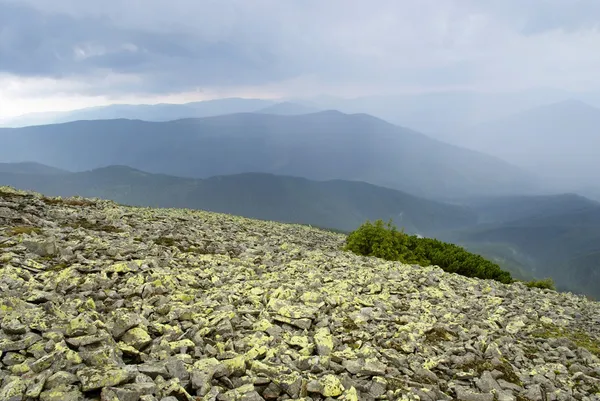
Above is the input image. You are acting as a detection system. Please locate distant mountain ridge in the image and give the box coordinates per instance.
[459,193,600,224]
[0,98,276,127]
[0,111,537,199]
[0,162,69,175]
[257,102,320,115]
[0,164,477,235]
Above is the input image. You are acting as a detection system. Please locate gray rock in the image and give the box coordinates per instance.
[497,379,523,392]
[0,377,27,401]
[262,382,282,399]
[475,371,503,393]
[39,385,84,401]
[45,371,79,389]
[2,319,27,335]
[1,353,26,366]
[0,333,42,352]
[112,312,142,339]
[65,313,97,337]
[121,327,152,350]
[24,371,51,398]
[123,382,158,396]
[165,358,189,382]
[101,386,141,401]
[138,362,169,379]
[30,351,62,373]
[76,366,135,391]
[455,387,495,401]
[23,239,57,257]
[66,332,110,348]
[369,378,387,397]
[240,390,265,401]
[414,367,438,384]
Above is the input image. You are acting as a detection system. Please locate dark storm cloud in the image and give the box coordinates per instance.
[0,1,299,93]
[2,0,600,96]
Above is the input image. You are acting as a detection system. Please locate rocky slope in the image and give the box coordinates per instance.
[0,186,599,401]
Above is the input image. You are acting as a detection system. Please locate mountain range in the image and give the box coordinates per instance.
[4,92,599,199]
[0,164,476,234]
[6,87,600,133]
[256,102,321,115]
[0,111,536,199]
[0,98,276,127]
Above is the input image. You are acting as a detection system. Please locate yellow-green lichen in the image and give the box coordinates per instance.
[532,323,600,357]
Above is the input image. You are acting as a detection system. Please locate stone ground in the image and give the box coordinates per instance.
[0,186,599,401]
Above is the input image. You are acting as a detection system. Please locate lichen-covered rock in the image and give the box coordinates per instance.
[45,371,79,390]
[76,366,135,391]
[121,327,152,350]
[308,374,344,397]
[100,386,141,401]
[1,186,600,400]
[39,385,84,401]
[313,327,333,356]
[0,377,27,401]
[65,313,97,337]
[111,312,142,339]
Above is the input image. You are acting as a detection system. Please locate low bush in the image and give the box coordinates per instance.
[345,219,512,284]
[525,278,556,290]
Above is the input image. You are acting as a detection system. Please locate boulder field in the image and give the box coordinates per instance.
[0,186,599,400]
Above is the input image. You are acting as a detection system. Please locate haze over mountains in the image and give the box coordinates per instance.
[454,99,600,195]
[4,88,600,132]
[4,92,600,200]
[0,110,536,200]
[0,98,276,128]
[446,194,600,299]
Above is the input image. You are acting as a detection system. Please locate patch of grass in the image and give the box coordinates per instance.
[7,226,43,236]
[522,344,538,360]
[182,246,212,255]
[42,197,95,207]
[342,317,359,331]
[386,377,407,392]
[532,323,600,358]
[424,327,456,344]
[66,219,123,233]
[154,237,177,247]
[456,358,522,386]
[47,263,69,272]
[525,278,556,290]
[0,188,32,199]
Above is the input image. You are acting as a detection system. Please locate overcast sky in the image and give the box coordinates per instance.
[2,0,600,119]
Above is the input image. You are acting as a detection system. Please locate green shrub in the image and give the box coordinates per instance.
[525,278,556,290]
[345,219,513,284]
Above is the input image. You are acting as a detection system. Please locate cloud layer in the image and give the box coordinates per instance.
[2,0,600,108]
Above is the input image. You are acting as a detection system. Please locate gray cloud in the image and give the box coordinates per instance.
[2,0,600,96]
[0,1,297,93]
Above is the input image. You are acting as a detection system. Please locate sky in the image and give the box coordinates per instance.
[2,0,600,119]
